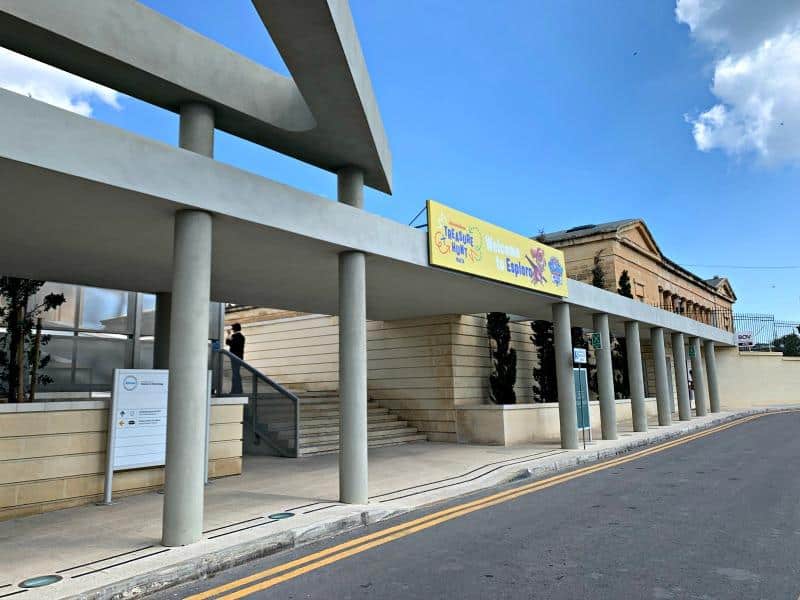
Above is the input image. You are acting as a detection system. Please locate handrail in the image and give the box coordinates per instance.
[214,348,301,403]
[213,348,300,457]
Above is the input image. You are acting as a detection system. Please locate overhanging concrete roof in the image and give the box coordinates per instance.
[0,91,734,346]
[0,0,392,192]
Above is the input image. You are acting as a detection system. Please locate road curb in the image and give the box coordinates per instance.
[69,408,776,600]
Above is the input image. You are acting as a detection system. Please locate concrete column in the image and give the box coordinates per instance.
[162,103,214,547]
[593,313,617,440]
[338,166,364,209]
[553,302,578,449]
[338,167,368,504]
[153,292,171,369]
[671,332,691,421]
[625,321,647,432]
[704,340,721,413]
[689,337,708,417]
[651,327,672,426]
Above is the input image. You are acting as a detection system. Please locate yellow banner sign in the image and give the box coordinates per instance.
[426,200,568,297]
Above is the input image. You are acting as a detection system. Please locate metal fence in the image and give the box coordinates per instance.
[650,303,734,332]
[733,313,800,351]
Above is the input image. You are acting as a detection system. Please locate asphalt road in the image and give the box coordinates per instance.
[161,412,800,599]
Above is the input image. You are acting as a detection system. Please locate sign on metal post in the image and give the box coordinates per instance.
[573,347,587,364]
[100,369,213,505]
[736,331,754,348]
[573,367,591,449]
[426,200,568,297]
[590,332,602,350]
[687,345,696,359]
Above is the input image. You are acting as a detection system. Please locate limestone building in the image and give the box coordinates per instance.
[539,219,736,330]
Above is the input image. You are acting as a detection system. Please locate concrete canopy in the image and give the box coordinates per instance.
[0,90,734,346]
[0,0,392,192]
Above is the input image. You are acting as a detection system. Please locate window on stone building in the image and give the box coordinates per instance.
[635,281,645,302]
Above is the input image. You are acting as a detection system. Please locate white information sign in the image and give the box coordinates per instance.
[100,369,212,505]
[573,347,587,364]
[736,331,754,348]
[111,369,169,470]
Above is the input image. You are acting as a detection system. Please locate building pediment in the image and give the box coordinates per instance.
[617,221,662,260]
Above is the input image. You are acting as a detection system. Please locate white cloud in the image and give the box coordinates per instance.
[0,47,121,117]
[677,0,800,164]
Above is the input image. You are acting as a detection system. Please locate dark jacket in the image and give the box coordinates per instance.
[226,332,245,359]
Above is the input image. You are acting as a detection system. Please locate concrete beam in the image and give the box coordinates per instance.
[0,91,740,340]
[0,0,391,191]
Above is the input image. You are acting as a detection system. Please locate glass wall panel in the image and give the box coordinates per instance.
[39,334,75,388]
[81,287,130,332]
[75,335,130,386]
[35,283,78,329]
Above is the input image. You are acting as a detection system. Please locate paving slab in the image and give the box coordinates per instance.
[0,408,774,600]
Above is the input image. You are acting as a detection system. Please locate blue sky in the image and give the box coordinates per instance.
[2,1,798,318]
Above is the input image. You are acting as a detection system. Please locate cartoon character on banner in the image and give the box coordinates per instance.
[526,247,547,285]
[548,256,564,286]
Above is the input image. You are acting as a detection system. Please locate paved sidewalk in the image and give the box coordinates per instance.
[0,409,762,600]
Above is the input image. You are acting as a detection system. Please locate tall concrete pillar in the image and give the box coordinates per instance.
[651,327,672,426]
[153,292,171,369]
[162,103,214,547]
[337,167,368,504]
[703,340,721,413]
[593,313,617,440]
[553,302,578,449]
[625,321,647,432]
[671,332,691,421]
[689,337,708,417]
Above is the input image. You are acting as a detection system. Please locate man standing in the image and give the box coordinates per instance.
[225,323,245,394]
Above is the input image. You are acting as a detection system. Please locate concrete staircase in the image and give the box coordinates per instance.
[290,395,427,456]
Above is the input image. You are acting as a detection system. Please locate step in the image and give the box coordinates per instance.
[299,402,380,412]
[299,413,400,430]
[298,407,389,419]
[299,433,427,456]
[289,420,409,440]
[268,412,399,433]
[298,426,420,446]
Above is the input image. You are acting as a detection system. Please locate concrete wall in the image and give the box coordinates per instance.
[235,310,460,441]
[0,401,244,521]
[232,310,544,443]
[456,398,659,445]
[716,348,800,409]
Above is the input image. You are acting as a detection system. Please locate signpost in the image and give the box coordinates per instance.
[573,367,591,449]
[687,345,696,359]
[736,331,754,349]
[573,347,587,365]
[100,369,212,505]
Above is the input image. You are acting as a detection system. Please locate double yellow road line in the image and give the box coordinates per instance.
[188,411,781,600]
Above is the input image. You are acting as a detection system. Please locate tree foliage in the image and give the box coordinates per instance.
[617,269,633,298]
[591,252,606,289]
[0,277,66,401]
[531,320,557,403]
[771,333,800,357]
[487,312,517,404]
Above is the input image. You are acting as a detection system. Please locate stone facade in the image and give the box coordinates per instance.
[539,219,736,331]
